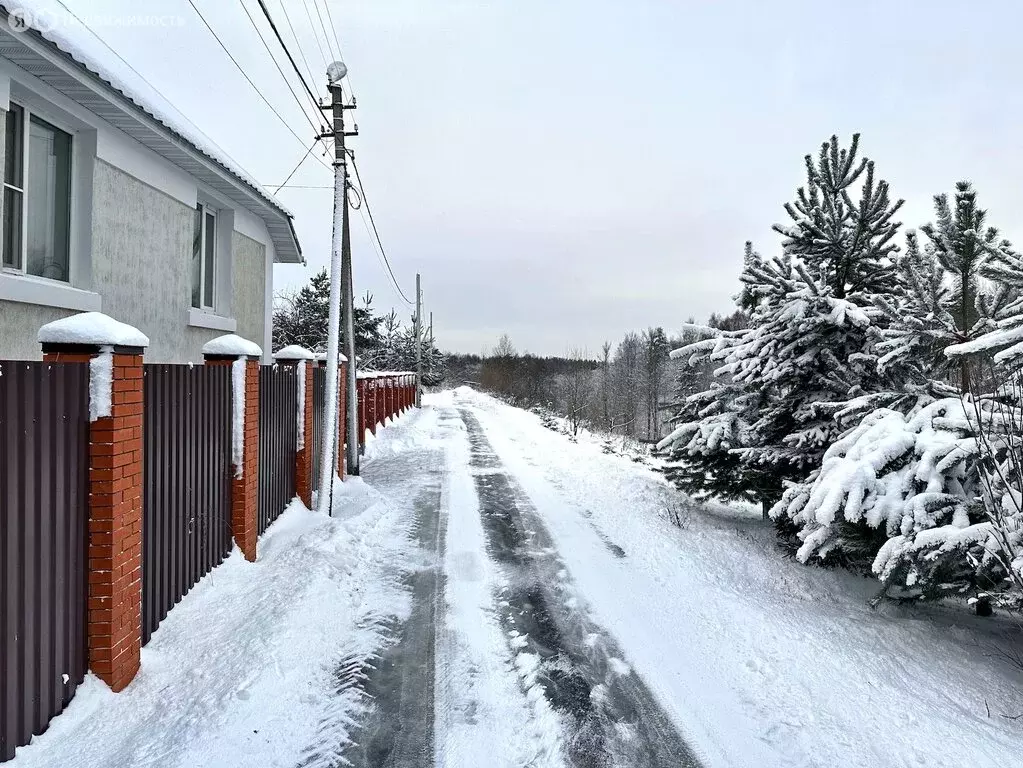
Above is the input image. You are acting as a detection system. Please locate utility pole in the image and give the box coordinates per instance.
[317,61,360,512]
[415,272,422,407]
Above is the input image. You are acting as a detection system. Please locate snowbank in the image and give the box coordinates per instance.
[37,311,148,347]
[202,334,262,358]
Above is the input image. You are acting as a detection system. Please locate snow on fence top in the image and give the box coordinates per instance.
[7,0,291,219]
[274,345,314,361]
[37,311,149,348]
[357,371,416,379]
[314,352,348,363]
[202,334,262,358]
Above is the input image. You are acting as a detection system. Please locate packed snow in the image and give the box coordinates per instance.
[202,334,262,358]
[273,344,314,360]
[11,389,1023,768]
[231,359,246,476]
[88,349,112,421]
[37,311,148,347]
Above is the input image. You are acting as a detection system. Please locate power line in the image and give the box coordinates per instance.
[300,0,330,69]
[238,0,328,136]
[272,141,323,194]
[253,0,325,115]
[275,0,321,107]
[187,0,326,162]
[350,155,415,306]
[51,0,249,173]
[320,0,351,91]
[311,0,338,63]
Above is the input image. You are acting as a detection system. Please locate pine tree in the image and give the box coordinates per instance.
[776,184,1023,590]
[659,244,780,513]
[271,269,382,355]
[875,182,1016,392]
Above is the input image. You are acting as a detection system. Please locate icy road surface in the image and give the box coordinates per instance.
[11,388,1023,767]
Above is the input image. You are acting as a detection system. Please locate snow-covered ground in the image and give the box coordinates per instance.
[11,388,1023,767]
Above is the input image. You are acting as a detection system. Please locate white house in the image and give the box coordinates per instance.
[0,3,303,362]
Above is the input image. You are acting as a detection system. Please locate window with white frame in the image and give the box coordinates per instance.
[2,102,73,281]
[191,202,217,310]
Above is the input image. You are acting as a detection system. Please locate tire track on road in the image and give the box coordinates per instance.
[458,405,703,768]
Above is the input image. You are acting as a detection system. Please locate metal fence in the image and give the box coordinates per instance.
[258,365,298,534]
[142,364,232,646]
[0,361,89,762]
[311,366,326,493]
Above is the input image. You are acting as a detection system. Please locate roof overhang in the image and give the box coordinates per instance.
[0,9,304,264]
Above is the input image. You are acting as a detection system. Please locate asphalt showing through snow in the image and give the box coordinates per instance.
[331,404,702,767]
[458,406,703,768]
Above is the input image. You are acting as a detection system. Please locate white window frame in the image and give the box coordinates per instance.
[193,201,218,311]
[1,99,75,283]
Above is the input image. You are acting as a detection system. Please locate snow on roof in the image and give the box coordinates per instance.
[202,334,262,358]
[38,311,149,347]
[274,345,314,361]
[1,1,293,219]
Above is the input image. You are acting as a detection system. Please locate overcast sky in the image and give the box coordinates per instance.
[57,0,1023,355]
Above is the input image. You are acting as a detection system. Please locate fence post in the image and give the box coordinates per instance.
[337,355,348,478]
[38,312,148,693]
[369,377,379,436]
[273,346,314,508]
[357,377,368,451]
[203,334,261,562]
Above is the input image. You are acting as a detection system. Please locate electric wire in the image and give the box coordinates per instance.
[321,0,353,97]
[187,0,326,163]
[349,156,415,306]
[300,0,330,68]
[253,0,327,121]
[50,0,250,175]
[238,0,328,136]
[275,0,322,108]
[272,141,321,194]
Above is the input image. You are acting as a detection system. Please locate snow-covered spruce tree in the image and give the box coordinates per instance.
[774,184,1023,596]
[658,243,780,513]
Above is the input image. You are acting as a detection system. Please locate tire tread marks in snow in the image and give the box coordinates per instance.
[459,407,704,768]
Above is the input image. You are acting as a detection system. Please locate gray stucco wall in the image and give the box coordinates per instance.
[232,231,266,351]
[1,156,270,362]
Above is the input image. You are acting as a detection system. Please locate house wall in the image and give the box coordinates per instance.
[0,58,279,364]
[232,231,266,352]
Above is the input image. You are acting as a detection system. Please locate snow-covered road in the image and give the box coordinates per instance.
[11,388,1023,767]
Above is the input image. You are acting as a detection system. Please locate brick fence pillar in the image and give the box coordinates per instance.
[203,334,262,562]
[273,346,314,508]
[337,357,348,478]
[39,312,149,692]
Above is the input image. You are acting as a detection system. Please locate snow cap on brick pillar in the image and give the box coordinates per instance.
[38,312,148,693]
[274,345,314,508]
[203,334,261,562]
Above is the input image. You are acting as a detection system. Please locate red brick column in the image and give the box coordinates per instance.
[42,340,145,693]
[337,360,348,478]
[205,353,260,562]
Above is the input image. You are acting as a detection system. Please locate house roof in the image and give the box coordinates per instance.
[0,2,304,264]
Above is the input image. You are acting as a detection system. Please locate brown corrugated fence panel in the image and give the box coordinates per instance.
[258,365,298,534]
[311,366,326,492]
[142,364,232,647]
[0,361,89,763]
